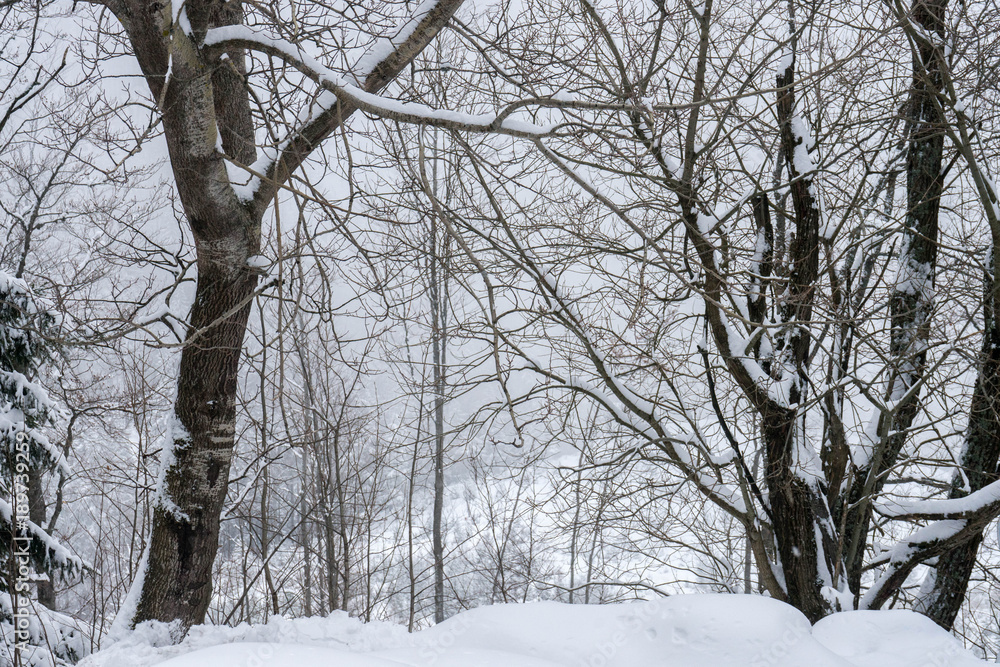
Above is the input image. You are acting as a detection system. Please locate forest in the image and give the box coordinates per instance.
[2,0,1000,664]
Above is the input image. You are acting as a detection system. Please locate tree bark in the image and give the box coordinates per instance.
[133,226,260,628]
[917,249,1000,628]
[106,0,466,633]
[122,0,258,628]
[839,0,947,599]
[430,212,448,624]
[755,9,838,622]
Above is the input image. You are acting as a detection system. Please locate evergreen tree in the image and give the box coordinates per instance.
[0,271,86,666]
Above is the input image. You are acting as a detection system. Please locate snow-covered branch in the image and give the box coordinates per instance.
[201,27,555,139]
[861,491,1000,610]
[878,479,1000,521]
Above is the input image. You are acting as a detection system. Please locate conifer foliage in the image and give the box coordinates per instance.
[0,271,86,665]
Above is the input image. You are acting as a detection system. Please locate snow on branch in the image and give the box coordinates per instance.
[860,486,1000,610]
[859,519,966,611]
[354,0,441,82]
[878,479,1000,520]
[202,25,558,198]
[0,498,87,576]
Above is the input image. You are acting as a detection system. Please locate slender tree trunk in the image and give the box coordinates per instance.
[431,260,446,624]
[297,339,315,617]
[261,473,279,617]
[332,426,350,611]
[257,309,280,617]
[324,505,339,611]
[300,458,313,617]
[407,384,424,631]
[428,147,449,624]
[26,468,54,609]
[840,0,947,598]
[754,3,838,621]
[568,462,584,604]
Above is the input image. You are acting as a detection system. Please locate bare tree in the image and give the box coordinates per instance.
[74,0,468,633]
[359,0,1000,626]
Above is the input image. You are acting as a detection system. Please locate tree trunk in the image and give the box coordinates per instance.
[114,0,258,631]
[917,249,1000,628]
[839,0,947,598]
[430,226,448,624]
[300,447,313,618]
[133,230,260,628]
[103,0,469,634]
[759,8,839,622]
[26,467,55,609]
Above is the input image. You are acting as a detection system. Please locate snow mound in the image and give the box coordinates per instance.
[381,595,845,666]
[80,595,988,667]
[158,644,405,667]
[80,612,409,667]
[812,609,984,667]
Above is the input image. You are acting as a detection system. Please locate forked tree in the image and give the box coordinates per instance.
[80,0,466,633]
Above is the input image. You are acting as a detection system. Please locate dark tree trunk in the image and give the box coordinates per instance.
[133,225,261,628]
[759,16,839,623]
[26,467,54,609]
[918,251,1000,628]
[838,0,947,598]
[117,0,261,632]
[98,0,475,635]
[761,409,839,623]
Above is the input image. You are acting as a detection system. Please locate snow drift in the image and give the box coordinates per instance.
[79,594,987,667]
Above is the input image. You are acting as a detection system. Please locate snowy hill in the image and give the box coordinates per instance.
[80,595,988,666]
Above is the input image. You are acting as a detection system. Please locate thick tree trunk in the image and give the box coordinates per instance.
[133,227,260,628]
[118,0,260,632]
[917,253,1000,628]
[762,410,839,623]
[103,0,465,634]
[839,0,947,598]
[669,0,839,621]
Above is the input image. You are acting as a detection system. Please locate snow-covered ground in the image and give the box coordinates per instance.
[80,595,988,667]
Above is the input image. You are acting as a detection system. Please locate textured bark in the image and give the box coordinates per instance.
[107,0,466,633]
[761,409,838,623]
[758,39,839,623]
[26,467,55,609]
[839,0,947,599]
[665,0,836,619]
[133,220,261,628]
[747,193,773,361]
[918,257,1000,628]
[117,0,260,631]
